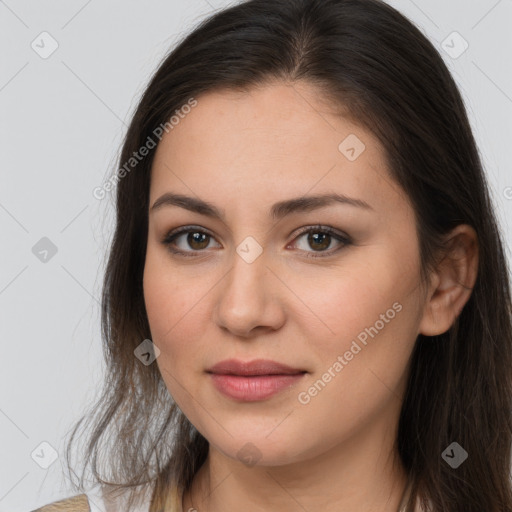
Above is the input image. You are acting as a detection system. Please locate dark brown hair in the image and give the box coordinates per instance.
[65,1,512,510]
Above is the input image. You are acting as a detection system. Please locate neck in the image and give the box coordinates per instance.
[182,410,409,512]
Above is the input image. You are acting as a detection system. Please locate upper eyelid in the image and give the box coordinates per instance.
[164,224,347,239]
[163,225,350,249]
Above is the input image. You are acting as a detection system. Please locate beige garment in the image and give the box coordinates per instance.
[32,477,426,512]
[31,484,182,512]
[31,493,90,512]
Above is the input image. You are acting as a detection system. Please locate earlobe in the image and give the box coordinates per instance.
[418,225,479,337]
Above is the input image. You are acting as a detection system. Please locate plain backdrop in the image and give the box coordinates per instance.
[0,1,511,511]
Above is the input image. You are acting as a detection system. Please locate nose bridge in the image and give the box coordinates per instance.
[213,237,283,336]
[224,238,268,308]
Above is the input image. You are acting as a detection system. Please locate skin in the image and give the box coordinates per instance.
[142,81,479,512]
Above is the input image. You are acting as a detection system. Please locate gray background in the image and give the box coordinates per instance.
[0,1,511,511]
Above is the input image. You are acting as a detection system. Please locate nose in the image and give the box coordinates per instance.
[212,247,286,338]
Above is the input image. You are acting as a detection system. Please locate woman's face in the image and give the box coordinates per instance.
[143,81,430,467]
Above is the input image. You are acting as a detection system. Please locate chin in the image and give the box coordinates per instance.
[206,428,315,468]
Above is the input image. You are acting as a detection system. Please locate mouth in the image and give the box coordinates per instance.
[206,359,307,401]
[207,358,307,376]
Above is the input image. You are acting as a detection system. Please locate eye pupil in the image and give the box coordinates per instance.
[188,232,209,249]
[308,232,330,251]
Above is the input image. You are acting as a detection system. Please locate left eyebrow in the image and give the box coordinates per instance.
[149,192,374,221]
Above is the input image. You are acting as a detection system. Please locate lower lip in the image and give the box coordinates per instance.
[209,373,306,401]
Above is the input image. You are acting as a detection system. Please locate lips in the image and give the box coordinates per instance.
[206,359,307,401]
[207,358,306,376]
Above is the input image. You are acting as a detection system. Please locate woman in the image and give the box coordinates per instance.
[33,0,512,510]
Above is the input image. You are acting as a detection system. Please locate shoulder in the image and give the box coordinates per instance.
[31,493,90,512]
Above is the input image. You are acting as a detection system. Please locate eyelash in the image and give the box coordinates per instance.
[161,224,352,259]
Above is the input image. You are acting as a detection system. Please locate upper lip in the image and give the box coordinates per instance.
[207,359,306,376]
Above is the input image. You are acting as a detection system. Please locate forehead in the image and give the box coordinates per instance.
[149,82,405,216]
[155,81,380,159]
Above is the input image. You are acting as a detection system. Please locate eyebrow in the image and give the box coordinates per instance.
[150,192,374,221]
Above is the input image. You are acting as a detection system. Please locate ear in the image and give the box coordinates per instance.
[418,224,479,337]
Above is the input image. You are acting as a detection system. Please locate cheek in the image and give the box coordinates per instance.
[291,254,415,347]
[143,246,195,337]
[143,259,199,409]
[291,251,421,398]
[143,251,188,358]
[142,248,214,381]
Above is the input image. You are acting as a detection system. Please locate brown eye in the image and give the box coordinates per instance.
[186,231,210,250]
[162,226,220,256]
[306,232,331,251]
[290,226,352,258]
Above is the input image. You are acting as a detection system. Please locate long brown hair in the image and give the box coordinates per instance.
[65,1,512,510]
